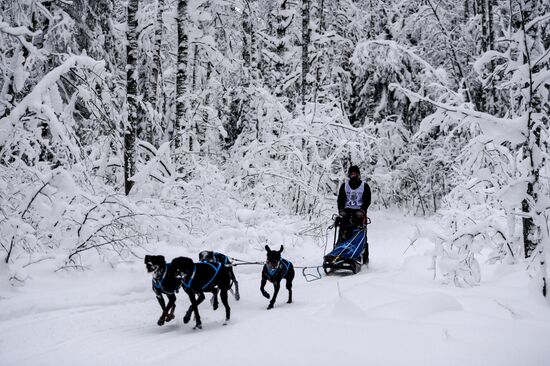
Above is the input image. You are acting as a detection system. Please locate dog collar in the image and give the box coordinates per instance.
[267,258,290,278]
[266,261,281,277]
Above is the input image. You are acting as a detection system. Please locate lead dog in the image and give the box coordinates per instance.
[168,256,231,329]
[260,245,295,309]
[144,255,179,326]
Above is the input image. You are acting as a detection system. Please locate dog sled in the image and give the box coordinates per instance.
[322,216,369,275]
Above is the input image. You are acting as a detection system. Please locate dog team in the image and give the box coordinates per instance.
[144,245,295,329]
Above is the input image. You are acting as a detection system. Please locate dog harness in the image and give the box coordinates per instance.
[153,263,179,295]
[266,258,291,280]
[181,262,222,290]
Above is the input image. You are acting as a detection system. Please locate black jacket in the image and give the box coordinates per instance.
[337,179,372,213]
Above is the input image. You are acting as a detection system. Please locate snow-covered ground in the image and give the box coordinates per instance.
[1,210,549,366]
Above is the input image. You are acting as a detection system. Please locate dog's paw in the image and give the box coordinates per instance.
[213,302,219,311]
[235,293,240,301]
[157,318,165,326]
[287,299,292,304]
[165,313,175,322]
[223,319,230,326]
[193,323,202,330]
[267,303,274,310]
[183,313,191,324]
[262,291,270,299]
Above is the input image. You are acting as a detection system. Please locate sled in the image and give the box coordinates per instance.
[323,216,369,275]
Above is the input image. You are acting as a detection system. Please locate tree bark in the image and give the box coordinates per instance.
[480,0,488,52]
[275,0,290,98]
[125,0,139,195]
[242,2,251,74]
[175,0,188,152]
[145,0,164,145]
[519,1,539,259]
[301,0,310,110]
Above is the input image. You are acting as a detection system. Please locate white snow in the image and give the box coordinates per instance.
[1,210,549,366]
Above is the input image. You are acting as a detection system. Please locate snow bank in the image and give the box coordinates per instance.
[1,211,549,366]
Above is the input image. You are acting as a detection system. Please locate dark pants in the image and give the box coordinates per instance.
[336,209,363,243]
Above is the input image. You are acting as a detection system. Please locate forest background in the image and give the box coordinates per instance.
[0,0,549,297]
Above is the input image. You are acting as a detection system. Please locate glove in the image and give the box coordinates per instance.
[338,210,347,217]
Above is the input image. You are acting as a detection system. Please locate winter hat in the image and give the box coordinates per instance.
[348,165,360,176]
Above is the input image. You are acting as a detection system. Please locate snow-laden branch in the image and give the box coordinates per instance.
[0,21,38,37]
[0,20,43,56]
[356,40,448,85]
[391,84,527,145]
[0,54,105,144]
[526,13,550,32]
[354,40,459,98]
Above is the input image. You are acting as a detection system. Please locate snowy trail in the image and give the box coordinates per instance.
[1,212,550,366]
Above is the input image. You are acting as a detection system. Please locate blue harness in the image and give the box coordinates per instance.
[266,258,291,279]
[181,262,222,290]
[153,263,179,294]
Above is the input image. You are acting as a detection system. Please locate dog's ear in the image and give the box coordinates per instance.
[144,255,151,263]
[158,255,166,265]
[265,245,271,252]
[279,245,284,253]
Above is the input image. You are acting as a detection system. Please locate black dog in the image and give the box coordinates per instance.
[144,255,180,326]
[260,245,295,310]
[199,251,240,301]
[168,256,231,329]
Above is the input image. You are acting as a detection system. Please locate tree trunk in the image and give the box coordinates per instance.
[125,0,139,195]
[519,1,539,259]
[314,0,324,105]
[486,0,495,114]
[242,2,251,75]
[301,0,310,110]
[175,0,188,152]
[190,44,199,151]
[275,0,289,98]
[480,0,488,52]
[145,0,164,145]
[241,1,256,141]
[191,44,199,91]
[249,1,258,84]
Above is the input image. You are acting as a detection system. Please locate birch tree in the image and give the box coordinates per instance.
[174,0,189,154]
[301,0,310,110]
[143,0,165,146]
[125,0,139,195]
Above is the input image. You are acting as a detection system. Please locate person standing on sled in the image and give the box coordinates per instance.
[337,165,371,245]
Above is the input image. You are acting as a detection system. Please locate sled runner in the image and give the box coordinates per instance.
[323,216,369,275]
